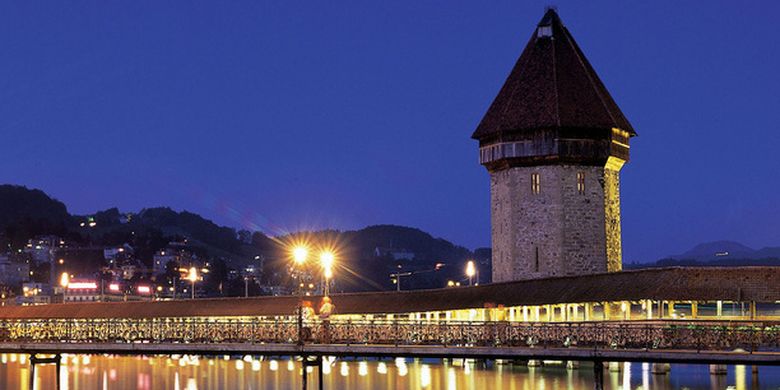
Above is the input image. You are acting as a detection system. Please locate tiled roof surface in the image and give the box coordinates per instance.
[472,9,635,140]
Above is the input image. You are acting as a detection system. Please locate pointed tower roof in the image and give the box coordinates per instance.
[472,9,635,140]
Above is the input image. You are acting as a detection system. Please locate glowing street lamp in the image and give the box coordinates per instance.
[292,246,309,265]
[60,272,70,288]
[320,251,335,296]
[465,260,476,286]
[187,267,198,299]
[60,272,70,302]
[289,244,312,298]
[320,251,334,270]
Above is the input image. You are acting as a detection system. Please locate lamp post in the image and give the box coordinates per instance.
[320,251,334,297]
[291,245,309,346]
[187,267,198,299]
[59,272,70,303]
[391,262,444,291]
[390,271,412,291]
[466,260,476,286]
[291,245,310,295]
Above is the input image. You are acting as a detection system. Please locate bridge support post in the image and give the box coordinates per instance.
[651,363,670,375]
[318,357,324,390]
[709,364,727,375]
[301,355,324,390]
[301,356,307,390]
[28,353,62,390]
[56,356,61,390]
[593,360,604,390]
[28,358,34,390]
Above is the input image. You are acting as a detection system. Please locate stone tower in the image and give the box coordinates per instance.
[472,9,636,282]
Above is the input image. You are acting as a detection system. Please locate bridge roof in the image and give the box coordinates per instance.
[0,267,777,320]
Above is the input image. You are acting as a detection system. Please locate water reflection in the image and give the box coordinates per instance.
[0,353,776,389]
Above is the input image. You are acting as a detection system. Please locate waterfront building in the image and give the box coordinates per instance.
[103,244,134,263]
[374,247,416,261]
[0,256,30,287]
[23,235,63,265]
[15,282,51,306]
[63,279,101,303]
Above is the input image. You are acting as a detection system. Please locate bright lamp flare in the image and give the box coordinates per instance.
[292,246,309,265]
[320,251,335,269]
[187,267,198,283]
[59,272,70,288]
[465,260,476,278]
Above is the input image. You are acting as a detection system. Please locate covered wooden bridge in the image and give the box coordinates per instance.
[0,266,778,390]
[0,266,777,322]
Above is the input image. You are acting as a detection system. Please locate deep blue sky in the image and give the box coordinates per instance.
[1,2,779,262]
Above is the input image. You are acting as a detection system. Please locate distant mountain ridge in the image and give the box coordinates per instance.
[623,240,780,270]
[0,184,479,291]
[669,240,780,261]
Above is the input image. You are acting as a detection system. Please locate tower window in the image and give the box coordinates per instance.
[534,247,540,272]
[577,172,585,194]
[531,173,540,194]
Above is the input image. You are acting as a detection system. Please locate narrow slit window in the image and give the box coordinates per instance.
[531,173,540,194]
[534,247,540,272]
[577,172,585,194]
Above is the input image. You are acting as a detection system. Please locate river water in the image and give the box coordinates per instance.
[0,354,777,389]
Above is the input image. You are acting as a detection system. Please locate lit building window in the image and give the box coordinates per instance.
[577,172,585,194]
[531,173,540,194]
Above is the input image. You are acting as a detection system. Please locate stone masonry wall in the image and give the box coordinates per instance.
[491,164,624,282]
[603,164,623,272]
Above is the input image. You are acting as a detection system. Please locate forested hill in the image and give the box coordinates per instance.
[0,184,480,291]
[0,185,72,246]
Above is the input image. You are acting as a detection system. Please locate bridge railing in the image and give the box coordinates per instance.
[0,319,777,352]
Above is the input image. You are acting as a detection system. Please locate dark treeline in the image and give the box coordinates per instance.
[0,184,484,294]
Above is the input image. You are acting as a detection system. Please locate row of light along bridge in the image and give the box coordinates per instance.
[0,267,778,389]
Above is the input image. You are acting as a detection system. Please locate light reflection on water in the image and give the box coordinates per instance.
[0,353,777,389]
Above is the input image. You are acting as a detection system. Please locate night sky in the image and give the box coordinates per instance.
[1,2,778,263]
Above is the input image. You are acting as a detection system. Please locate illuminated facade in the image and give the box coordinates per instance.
[473,9,635,282]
